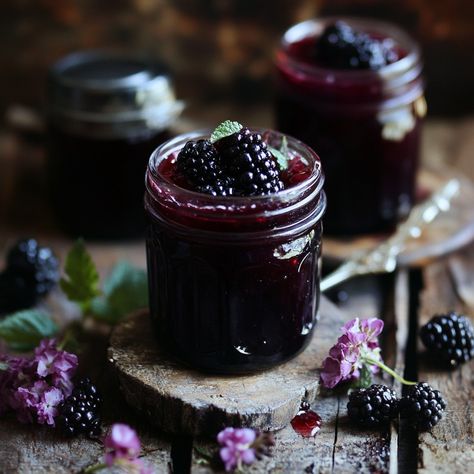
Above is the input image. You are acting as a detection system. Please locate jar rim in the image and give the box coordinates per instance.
[146,128,324,206]
[277,16,421,82]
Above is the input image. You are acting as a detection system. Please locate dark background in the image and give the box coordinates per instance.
[1,0,473,117]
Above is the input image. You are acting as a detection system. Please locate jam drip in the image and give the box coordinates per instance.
[291,403,322,437]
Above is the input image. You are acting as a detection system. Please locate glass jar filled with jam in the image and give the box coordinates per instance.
[145,127,325,374]
[47,51,183,239]
[276,18,426,236]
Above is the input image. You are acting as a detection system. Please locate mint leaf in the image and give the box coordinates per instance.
[269,147,288,169]
[90,261,148,325]
[60,239,100,307]
[0,310,58,351]
[210,120,242,143]
[269,135,290,170]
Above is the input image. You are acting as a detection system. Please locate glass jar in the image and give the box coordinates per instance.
[47,51,183,239]
[275,17,426,236]
[145,130,326,374]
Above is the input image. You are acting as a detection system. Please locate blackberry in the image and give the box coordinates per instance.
[6,239,59,298]
[57,377,102,437]
[215,128,284,196]
[399,382,446,431]
[176,139,231,196]
[347,384,399,427]
[420,312,474,367]
[0,270,38,314]
[316,21,398,70]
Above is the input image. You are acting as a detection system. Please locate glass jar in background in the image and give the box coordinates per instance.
[47,51,183,239]
[276,17,426,236]
[145,130,325,374]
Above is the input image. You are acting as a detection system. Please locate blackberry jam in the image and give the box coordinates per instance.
[276,18,425,235]
[145,130,325,373]
[47,51,183,239]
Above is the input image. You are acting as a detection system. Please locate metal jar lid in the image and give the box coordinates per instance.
[48,50,184,139]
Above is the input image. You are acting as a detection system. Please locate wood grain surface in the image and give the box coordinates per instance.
[1,117,474,472]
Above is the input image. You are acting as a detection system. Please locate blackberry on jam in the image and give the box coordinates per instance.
[0,239,59,314]
[347,384,399,427]
[215,128,284,196]
[316,21,398,70]
[176,139,231,196]
[420,312,474,367]
[57,377,102,437]
[399,382,446,431]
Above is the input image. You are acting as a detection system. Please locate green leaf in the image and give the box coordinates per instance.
[269,146,288,169]
[60,239,100,306]
[0,310,59,351]
[269,135,290,170]
[0,361,9,371]
[210,120,243,143]
[90,261,148,325]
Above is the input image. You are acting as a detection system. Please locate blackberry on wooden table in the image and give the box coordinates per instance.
[0,238,59,314]
[57,377,102,437]
[399,382,446,431]
[420,311,474,367]
[347,384,399,427]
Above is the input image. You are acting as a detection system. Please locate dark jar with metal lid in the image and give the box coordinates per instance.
[47,51,183,239]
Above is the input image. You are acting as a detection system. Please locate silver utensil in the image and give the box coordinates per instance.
[321,179,462,292]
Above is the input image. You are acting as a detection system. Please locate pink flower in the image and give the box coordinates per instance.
[35,339,78,396]
[105,423,141,466]
[217,428,257,472]
[0,340,77,426]
[320,318,384,389]
[36,386,64,425]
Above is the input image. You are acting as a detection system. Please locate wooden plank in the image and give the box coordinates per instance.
[417,243,474,472]
[191,280,396,473]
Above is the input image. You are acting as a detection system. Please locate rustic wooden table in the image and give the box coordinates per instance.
[0,111,473,473]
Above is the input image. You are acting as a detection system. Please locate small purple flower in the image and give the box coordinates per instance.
[0,340,77,426]
[34,339,78,396]
[320,318,384,389]
[36,386,64,425]
[217,427,257,472]
[104,423,141,466]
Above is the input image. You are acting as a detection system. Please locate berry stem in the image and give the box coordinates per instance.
[83,462,106,473]
[363,357,417,385]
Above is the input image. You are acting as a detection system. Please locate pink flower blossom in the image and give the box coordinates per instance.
[36,386,64,425]
[217,427,257,472]
[320,318,384,389]
[0,339,77,426]
[35,339,78,396]
[105,423,141,466]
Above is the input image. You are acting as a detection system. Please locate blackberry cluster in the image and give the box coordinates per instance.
[57,378,102,437]
[176,139,231,196]
[316,21,398,70]
[399,382,446,431]
[215,128,284,196]
[420,312,474,367]
[347,384,399,427]
[176,128,284,197]
[0,239,59,314]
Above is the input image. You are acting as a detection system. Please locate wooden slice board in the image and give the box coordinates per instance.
[108,297,347,437]
[323,169,474,266]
